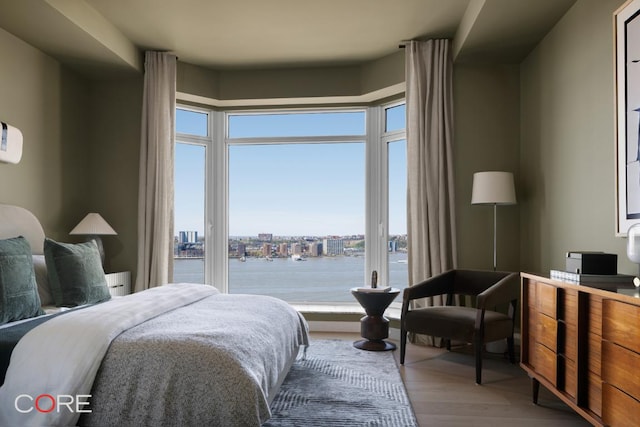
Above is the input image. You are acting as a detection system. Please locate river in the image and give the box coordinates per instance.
[173,252,409,303]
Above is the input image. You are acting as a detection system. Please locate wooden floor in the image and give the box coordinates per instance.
[310,332,590,427]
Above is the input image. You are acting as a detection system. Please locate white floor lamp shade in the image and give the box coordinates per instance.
[471,171,517,270]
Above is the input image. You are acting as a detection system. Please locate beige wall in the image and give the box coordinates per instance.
[0,26,89,241]
[454,64,521,271]
[520,0,632,274]
[86,78,142,276]
[0,24,141,277]
[177,51,405,105]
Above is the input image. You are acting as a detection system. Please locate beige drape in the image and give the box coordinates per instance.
[135,51,177,291]
[405,39,457,343]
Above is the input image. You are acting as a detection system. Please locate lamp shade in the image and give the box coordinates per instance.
[627,223,640,263]
[471,171,517,205]
[69,213,117,236]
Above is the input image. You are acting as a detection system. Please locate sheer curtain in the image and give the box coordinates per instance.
[135,51,177,291]
[405,40,457,343]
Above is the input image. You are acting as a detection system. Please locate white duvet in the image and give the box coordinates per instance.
[0,283,217,427]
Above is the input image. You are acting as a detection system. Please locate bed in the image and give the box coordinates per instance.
[0,204,309,426]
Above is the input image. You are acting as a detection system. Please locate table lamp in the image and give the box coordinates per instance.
[70,213,117,265]
[471,171,517,271]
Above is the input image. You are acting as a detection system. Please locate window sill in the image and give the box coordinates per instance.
[291,302,401,321]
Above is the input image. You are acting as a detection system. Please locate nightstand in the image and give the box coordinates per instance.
[105,271,131,296]
[350,287,400,351]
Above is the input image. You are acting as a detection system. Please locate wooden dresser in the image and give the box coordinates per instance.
[521,273,640,426]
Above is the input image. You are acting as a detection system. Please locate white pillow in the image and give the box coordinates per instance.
[32,255,53,306]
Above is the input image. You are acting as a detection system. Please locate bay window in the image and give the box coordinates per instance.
[174,102,407,305]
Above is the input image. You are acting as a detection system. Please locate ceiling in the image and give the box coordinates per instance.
[0,0,577,78]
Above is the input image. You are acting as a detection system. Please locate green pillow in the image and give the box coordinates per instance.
[0,236,44,325]
[44,238,111,307]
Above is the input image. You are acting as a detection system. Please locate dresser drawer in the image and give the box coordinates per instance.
[588,332,601,376]
[602,340,640,400]
[524,308,537,355]
[603,299,640,354]
[561,289,578,326]
[588,373,602,417]
[563,322,577,361]
[563,356,577,398]
[533,341,556,386]
[588,294,603,337]
[537,283,558,318]
[537,312,557,351]
[603,382,640,427]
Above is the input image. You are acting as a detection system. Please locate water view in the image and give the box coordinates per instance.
[173,252,409,303]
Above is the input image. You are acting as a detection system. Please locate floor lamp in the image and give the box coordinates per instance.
[471,171,517,271]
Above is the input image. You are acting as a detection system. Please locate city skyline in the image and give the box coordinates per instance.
[174,231,407,240]
[174,230,407,260]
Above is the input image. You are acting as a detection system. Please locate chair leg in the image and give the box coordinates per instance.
[507,336,515,364]
[445,339,451,351]
[400,328,407,364]
[474,336,483,385]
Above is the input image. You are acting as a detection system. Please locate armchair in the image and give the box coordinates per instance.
[400,269,520,384]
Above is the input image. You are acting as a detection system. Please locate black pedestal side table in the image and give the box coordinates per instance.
[350,288,400,351]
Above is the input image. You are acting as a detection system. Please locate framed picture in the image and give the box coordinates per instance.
[616,0,640,235]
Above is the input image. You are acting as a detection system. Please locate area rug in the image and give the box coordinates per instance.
[264,339,418,426]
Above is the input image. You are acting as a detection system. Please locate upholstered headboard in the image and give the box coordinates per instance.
[0,204,45,254]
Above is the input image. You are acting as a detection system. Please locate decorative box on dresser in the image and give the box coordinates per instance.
[104,271,131,296]
[521,273,640,426]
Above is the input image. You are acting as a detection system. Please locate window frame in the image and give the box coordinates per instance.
[381,101,408,304]
[176,102,406,304]
[174,105,213,287]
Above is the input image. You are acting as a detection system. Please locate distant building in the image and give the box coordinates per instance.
[261,243,272,257]
[291,243,302,255]
[258,233,272,242]
[323,238,344,256]
[179,231,198,243]
[176,231,202,257]
[237,243,246,257]
[309,241,322,256]
[389,240,397,252]
[278,243,288,256]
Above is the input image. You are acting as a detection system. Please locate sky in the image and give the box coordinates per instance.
[174,107,406,237]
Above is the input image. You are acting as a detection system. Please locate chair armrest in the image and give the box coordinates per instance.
[401,270,456,321]
[476,272,520,309]
[402,270,456,303]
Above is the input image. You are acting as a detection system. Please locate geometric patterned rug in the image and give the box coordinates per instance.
[264,339,418,426]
